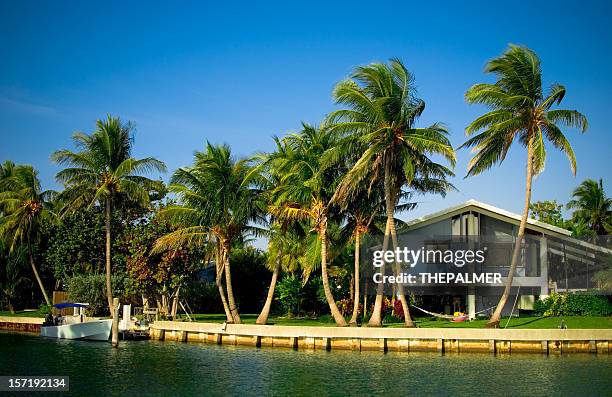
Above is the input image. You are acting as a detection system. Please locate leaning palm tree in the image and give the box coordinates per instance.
[0,164,56,306]
[52,116,166,315]
[270,123,348,326]
[155,143,265,324]
[327,58,456,327]
[252,142,306,324]
[256,223,304,324]
[461,45,588,327]
[567,179,611,235]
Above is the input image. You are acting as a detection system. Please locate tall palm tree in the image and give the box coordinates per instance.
[154,143,265,324]
[328,59,456,327]
[52,115,166,315]
[0,164,56,306]
[270,123,348,326]
[461,45,588,327]
[339,193,383,326]
[567,179,611,235]
[252,141,306,324]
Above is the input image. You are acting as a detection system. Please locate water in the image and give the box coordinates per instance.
[0,332,610,396]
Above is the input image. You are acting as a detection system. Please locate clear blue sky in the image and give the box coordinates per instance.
[1,1,611,224]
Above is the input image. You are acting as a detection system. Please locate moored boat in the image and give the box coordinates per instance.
[40,303,112,341]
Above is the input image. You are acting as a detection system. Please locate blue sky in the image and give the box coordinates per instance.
[1,0,611,225]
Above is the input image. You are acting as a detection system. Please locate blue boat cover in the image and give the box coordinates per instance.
[53,303,89,309]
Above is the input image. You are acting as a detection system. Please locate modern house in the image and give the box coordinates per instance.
[399,200,611,319]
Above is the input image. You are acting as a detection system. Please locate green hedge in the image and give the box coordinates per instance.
[534,293,611,316]
[65,274,130,316]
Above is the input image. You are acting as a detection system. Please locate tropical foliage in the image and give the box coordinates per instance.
[1,49,606,330]
[52,115,166,315]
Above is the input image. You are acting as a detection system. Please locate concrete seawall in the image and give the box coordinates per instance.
[150,321,611,355]
[0,316,43,333]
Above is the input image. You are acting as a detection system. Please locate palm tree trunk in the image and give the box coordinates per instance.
[28,245,50,306]
[369,157,394,327]
[222,242,241,324]
[256,258,281,325]
[389,221,415,327]
[105,197,114,317]
[320,222,348,326]
[486,140,534,328]
[386,204,414,327]
[349,229,361,326]
[214,249,233,322]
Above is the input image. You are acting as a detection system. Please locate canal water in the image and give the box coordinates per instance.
[0,332,610,396]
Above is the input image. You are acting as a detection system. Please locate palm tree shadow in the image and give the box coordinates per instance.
[505,317,546,328]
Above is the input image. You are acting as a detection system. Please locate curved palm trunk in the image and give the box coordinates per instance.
[320,223,348,326]
[105,197,114,316]
[368,212,390,327]
[256,258,281,325]
[28,245,50,306]
[486,141,534,328]
[369,157,394,327]
[222,243,241,324]
[389,220,414,327]
[349,229,361,326]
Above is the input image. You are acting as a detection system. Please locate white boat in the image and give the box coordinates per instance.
[41,319,112,341]
[40,302,112,341]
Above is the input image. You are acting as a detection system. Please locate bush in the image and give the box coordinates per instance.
[534,293,611,316]
[38,304,51,315]
[65,274,130,316]
[183,281,223,314]
[275,275,305,316]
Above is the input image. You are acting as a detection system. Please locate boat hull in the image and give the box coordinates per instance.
[41,319,112,341]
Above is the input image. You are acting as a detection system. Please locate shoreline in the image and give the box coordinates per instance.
[150,320,612,355]
[2,316,610,355]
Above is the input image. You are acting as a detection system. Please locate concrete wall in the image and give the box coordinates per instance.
[149,321,611,355]
[0,316,44,333]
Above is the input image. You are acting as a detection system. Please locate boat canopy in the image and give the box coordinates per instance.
[53,303,89,309]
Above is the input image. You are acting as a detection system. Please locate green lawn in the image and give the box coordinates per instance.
[189,313,612,329]
[0,310,47,318]
[3,310,610,329]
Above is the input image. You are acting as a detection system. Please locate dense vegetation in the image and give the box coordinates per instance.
[1,45,610,326]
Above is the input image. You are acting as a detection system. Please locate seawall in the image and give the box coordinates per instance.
[150,321,611,355]
[0,316,43,333]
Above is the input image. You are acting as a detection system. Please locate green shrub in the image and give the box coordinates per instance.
[65,274,130,316]
[275,275,305,316]
[38,304,51,315]
[534,293,611,316]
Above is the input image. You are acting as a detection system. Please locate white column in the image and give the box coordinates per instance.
[468,286,476,320]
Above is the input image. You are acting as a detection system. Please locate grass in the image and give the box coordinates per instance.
[0,310,47,318]
[3,310,610,329]
[188,313,612,329]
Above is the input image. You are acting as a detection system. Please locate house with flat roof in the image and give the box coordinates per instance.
[400,200,611,319]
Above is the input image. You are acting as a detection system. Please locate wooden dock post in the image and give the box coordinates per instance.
[111,298,119,347]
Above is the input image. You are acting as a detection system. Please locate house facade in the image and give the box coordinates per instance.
[400,200,610,319]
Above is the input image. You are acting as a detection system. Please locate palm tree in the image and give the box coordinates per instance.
[567,179,611,235]
[256,223,304,324]
[154,143,265,324]
[327,59,456,327]
[340,193,383,325]
[252,141,306,324]
[52,115,166,315]
[270,123,348,326]
[0,164,56,306]
[461,45,588,327]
